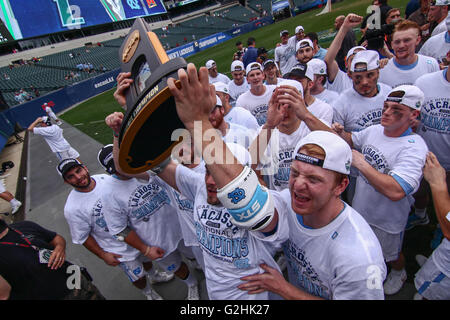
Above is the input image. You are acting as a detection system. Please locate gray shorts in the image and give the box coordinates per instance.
[370,225,404,262]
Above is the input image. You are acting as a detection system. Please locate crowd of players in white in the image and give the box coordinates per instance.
[52,9,450,301]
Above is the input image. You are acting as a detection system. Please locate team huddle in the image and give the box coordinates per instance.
[23,6,450,300]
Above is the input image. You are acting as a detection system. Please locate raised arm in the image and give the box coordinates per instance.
[27,117,43,132]
[324,14,363,82]
[167,63,278,233]
[104,112,179,191]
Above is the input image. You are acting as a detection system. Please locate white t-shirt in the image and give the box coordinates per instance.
[333,84,392,132]
[418,31,450,64]
[379,55,440,88]
[209,73,231,84]
[313,89,340,107]
[224,106,260,132]
[431,237,450,278]
[223,122,257,149]
[275,43,297,76]
[415,69,450,170]
[352,125,428,233]
[33,125,71,152]
[169,164,205,247]
[431,19,447,37]
[326,69,352,93]
[308,98,334,126]
[228,80,250,106]
[175,165,281,300]
[256,189,386,300]
[64,174,140,262]
[259,100,332,189]
[101,175,182,259]
[236,85,276,126]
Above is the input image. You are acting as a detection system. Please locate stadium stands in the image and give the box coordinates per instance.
[0,2,269,107]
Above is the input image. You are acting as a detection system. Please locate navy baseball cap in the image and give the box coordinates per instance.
[57,158,83,177]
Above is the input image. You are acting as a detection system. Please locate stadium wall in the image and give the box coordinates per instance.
[0,15,274,152]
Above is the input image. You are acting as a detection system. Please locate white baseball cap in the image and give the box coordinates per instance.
[307,58,327,75]
[284,63,314,81]
[431,0,450,6]
[246,62,263,76]
[295,25,304,34]
[294,131,352,175]
[350,50,380,72]
[206,60,216,69]
[214,94,223,107]
[346,46,366,61]
[213,81,229,95]
[231,60,244,72]
[280,29,289,37]
[277,79,304,97]
[296,39,314,52]
[386,85,424,111]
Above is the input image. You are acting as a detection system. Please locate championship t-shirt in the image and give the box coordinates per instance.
[415,68,450,170]
[379,54,440,87]
[333,84,392,132]
[100,175,182,259]
[64,174,140,262]
[418,31,450,64]
[175,165,281,300]
[255,190,386,300]
[352,125,428,233]
[236,85,276,126]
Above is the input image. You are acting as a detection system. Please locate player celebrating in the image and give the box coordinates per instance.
[28,116,80,162]
[333,85,429,295]
[235,62,276,126]
[162,63,386,299]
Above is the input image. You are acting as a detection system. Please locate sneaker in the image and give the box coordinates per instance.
[383,269,407,295]
[186,284,200,300]
[11,201,22,215]
[430,227,443,250]
[143,287,163,300]
[405,213,429,230]
[57,121,62,126]
[147,269,174,284]
[415,254,428,267]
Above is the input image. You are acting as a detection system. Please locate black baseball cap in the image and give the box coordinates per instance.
[284,63,313,81]
[97,144,116,175]
[57,158,83,178]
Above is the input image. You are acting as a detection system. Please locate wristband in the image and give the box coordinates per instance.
[113,130,119,138]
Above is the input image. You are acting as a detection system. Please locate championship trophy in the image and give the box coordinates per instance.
[118,18,187,174]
